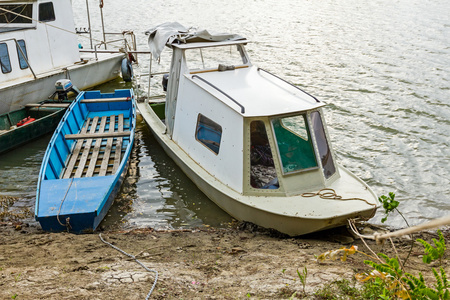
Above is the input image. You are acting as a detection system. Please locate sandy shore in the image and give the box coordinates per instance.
[1,220,447,299]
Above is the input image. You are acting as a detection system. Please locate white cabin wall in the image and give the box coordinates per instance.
[40,0,80,68]
[172,78,244,193]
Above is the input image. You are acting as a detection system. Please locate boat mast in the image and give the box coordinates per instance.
[99,0,106,49]
[85,0,93,49]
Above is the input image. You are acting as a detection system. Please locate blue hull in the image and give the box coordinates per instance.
[35,89,136,233]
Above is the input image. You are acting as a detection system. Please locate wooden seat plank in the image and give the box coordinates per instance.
[99,115,115,176]
[85,116,107,177]
[62,118,91,179]
[74,116,99,178]
[80,97,131,103]
[112,114,124,173]
[25,103,71,108]
[64,131,130,140]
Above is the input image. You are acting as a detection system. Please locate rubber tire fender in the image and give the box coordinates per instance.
[121,58,133,82]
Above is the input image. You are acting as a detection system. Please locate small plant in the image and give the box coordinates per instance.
[317,230,450,299]
[417,229,446,265]
[379,192,400,223]
[297,266,308,294]
[11,294,18,299]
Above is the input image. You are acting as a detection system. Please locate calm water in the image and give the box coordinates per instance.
[1,0,449,230]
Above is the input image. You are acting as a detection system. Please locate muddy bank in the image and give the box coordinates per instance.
[1,221,448,299]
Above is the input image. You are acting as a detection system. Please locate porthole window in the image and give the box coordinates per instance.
[0,43,12,73]
[16,40,28,69]
[39,2,55,22]
[195,114,222,155]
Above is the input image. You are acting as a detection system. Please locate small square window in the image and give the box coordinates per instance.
[16,40,28,69]
[195,114,222,155]
[39,2,55,22]
[0,43,12,73]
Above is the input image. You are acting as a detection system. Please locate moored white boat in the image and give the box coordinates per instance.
[137,23,379,236]
[0,0,136,114]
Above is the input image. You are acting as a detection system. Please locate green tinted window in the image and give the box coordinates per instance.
[272,114,317,174]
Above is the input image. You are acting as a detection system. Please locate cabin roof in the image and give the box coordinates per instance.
[188,66,325,117]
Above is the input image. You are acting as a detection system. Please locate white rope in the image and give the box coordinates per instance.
[99,233,158,299]
[56,178,74,231]
[349,215,450,244]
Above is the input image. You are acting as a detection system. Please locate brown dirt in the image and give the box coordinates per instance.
[1,221,448,299]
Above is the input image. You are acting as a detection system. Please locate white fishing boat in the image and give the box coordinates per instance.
[0,0,136,115]
[137,23,379,236]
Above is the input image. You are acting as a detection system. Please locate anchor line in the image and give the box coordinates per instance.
[99,233,158,300]
[56,177,74,231]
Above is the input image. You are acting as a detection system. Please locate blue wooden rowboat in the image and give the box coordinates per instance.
[35,89,136,233]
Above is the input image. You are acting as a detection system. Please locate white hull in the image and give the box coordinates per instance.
[138,102,377,236]
[0,54,123,114]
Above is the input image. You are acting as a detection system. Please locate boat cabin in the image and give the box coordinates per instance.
[151,39,340,197]
[0,0,79,82]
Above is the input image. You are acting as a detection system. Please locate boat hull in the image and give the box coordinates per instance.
[35,89,136,233]
[0,54,123,115]
[0,106,67,155]
[138,102,377,236]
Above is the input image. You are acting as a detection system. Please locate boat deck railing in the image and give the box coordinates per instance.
[257,68,320,103]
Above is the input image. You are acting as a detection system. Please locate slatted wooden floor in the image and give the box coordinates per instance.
[62,114,128,179]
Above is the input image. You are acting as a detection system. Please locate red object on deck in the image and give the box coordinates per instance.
[17,116,36,127]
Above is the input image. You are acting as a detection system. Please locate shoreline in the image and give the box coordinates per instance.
[1,221,446,299]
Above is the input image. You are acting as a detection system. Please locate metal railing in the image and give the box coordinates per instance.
[257,68,320,103]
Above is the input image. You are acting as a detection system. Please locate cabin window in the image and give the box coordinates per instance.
[16,40,28,69]
[0,43,12,73]
[39,2,55,22]
[250,121,278,189]
[272,114,318,174]
[311,111,336,179]
[195,114,222,155]
[186,45,247,71]
[0,4,33,24]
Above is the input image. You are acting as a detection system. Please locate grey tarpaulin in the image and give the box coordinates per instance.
[145,22,245,61]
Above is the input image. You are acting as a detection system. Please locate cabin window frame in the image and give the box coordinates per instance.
[0,43,12,74]
[271,113,319,175]
[195,114,223,155]
[249,120,279,190]
[38,2,56,22]
[310,110,337,179]
[185,44,249,73]
[16,39,29,69]
[0,4,33,25]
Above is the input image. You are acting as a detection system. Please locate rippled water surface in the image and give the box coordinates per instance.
[1,0,449,230]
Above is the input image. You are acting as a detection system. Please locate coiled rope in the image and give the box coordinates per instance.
[99,233,158,299]
[302,188,378,208]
